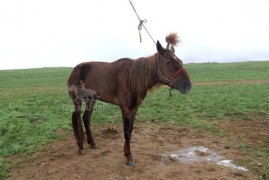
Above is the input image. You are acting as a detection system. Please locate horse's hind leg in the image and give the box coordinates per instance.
[72,103,85,155]
[83,100,97,149]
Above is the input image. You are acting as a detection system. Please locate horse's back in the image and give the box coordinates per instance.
[68,58,132,86]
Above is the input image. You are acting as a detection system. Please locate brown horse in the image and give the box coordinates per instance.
[67,33,192,166]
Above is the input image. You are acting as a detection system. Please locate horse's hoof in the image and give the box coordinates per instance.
[78,149,85,155]
[91,144,98,149]
[127,161,136,167]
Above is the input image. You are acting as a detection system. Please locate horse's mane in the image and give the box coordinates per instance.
[129,33,179,94]
[165,33,180,46]
[130,53,161,93]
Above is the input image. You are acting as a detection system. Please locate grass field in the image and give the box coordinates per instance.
[0,61,269,179]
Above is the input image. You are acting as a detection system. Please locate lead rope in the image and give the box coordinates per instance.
[129,1,173,97]
[129,0,156,44]
[169,88,173,97]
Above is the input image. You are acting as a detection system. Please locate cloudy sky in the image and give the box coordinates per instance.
[0,0,269,69]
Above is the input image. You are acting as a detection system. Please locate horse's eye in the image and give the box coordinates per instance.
[166,59,173,65]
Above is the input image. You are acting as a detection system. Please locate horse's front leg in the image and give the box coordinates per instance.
[121,107,138,166]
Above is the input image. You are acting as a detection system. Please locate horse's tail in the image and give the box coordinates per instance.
[67,64,83,99]
[67,67,78,89]
[67,62,91,88]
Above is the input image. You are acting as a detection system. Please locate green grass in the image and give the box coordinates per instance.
[185,61,269,82]
[0,61,269,179]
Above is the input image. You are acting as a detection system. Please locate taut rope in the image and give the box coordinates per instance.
[129,0,156,44]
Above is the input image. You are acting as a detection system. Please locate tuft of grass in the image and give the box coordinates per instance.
[0,157,8,179]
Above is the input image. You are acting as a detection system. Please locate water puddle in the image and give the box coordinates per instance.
[161,146,248,171]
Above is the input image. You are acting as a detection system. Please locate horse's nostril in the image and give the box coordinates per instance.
[183,80,189,86]
[182,79,192,92]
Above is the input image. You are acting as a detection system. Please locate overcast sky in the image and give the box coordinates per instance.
[0,0,269,69]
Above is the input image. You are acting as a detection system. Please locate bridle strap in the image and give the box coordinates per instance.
[157,55,173,85]
[172,67,185,79]
[157,55,186,85]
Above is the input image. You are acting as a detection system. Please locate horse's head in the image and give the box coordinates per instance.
[156,33,192,94]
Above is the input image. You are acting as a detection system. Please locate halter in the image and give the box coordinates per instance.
[172,67,186,79]
[157,55,185,86]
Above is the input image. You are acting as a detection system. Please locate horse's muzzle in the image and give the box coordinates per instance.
[181,80,192,94]
[176,79,192,94]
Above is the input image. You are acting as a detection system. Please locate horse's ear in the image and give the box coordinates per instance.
[170,46,175,53]
[156,40,164,55]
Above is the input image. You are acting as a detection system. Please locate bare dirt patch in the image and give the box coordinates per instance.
[220,114,269,148]
[194,79,269,86]
[8,122,258,180]
[217,114,269,177]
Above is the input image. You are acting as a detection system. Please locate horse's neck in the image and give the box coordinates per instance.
[131,55,159,95]
[144,55,159,89]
